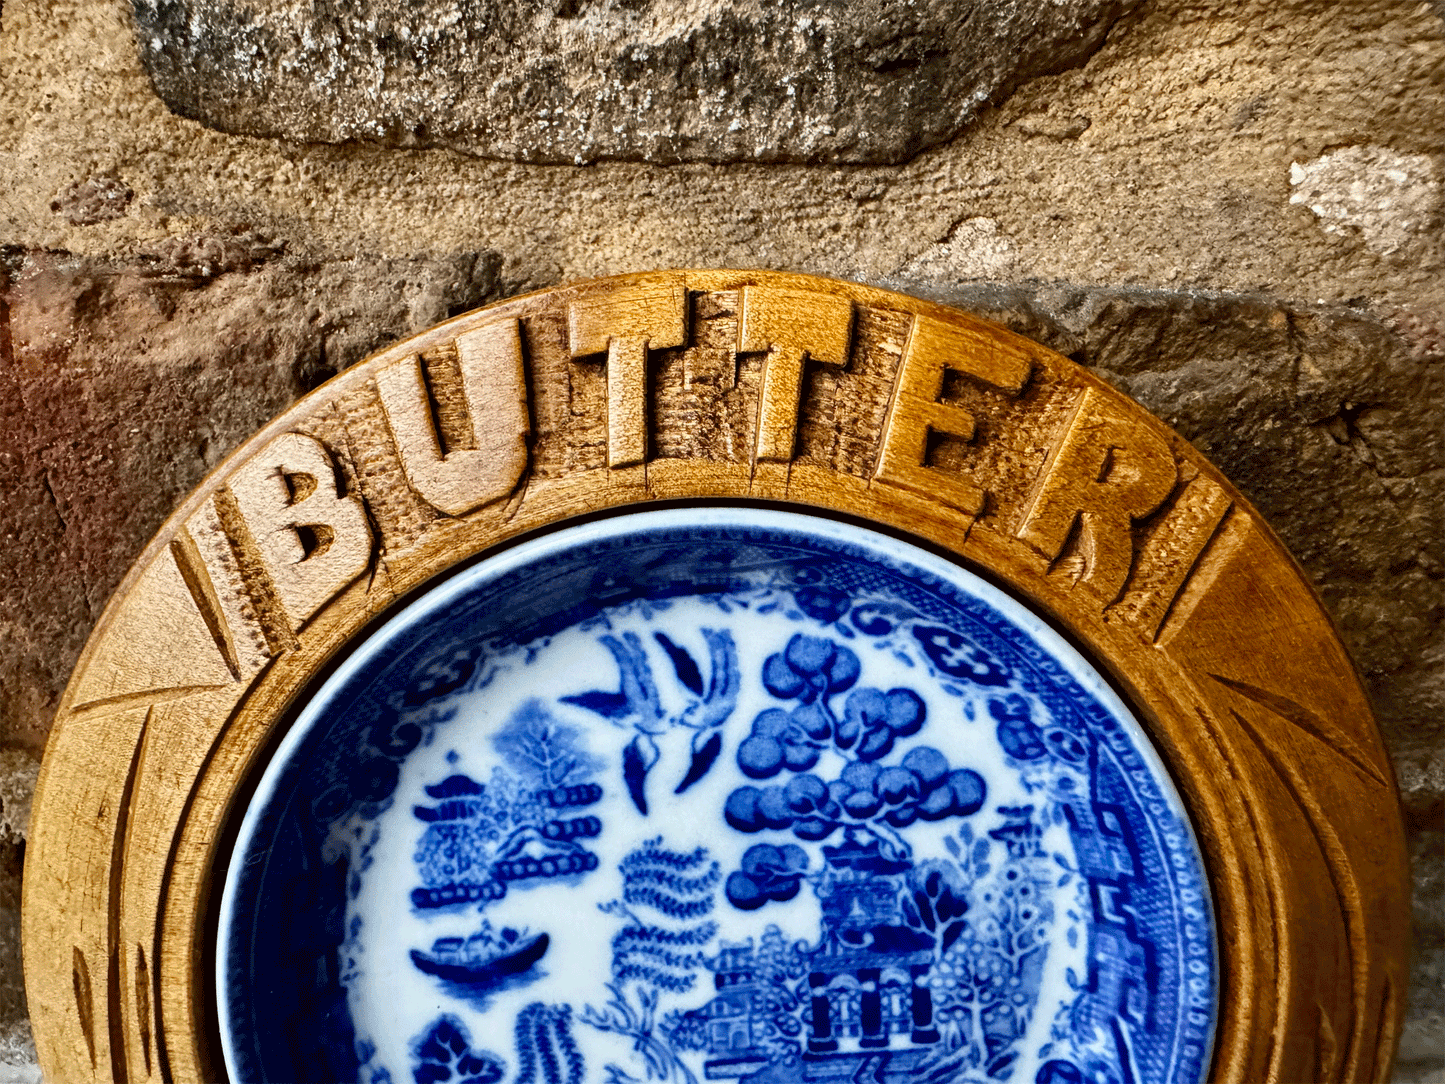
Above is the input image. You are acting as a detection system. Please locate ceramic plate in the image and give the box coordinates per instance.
[218,507,1216,1084]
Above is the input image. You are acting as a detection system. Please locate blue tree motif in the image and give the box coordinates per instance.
[919,817,1057,1080]
[990,694,1048,761]
[899,860,972,957]
[564,629,739,814]
[411,729,603,913]
[493,700,605,788]
[583,839,721,1084]
[723,634,986,905]
[723,843,811,912]
[409,1015,504,1084]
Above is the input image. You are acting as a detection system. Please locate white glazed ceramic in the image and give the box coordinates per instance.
[218,507,1216,1084]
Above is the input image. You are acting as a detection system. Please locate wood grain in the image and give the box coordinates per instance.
[23,270,1409,1083]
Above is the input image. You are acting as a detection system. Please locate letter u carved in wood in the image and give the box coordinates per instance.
[376,319,531,514]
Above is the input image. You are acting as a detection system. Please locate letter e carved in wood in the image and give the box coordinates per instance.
[873,313,1033,514]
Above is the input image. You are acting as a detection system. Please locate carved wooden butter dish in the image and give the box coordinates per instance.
[23,271,1408,1084]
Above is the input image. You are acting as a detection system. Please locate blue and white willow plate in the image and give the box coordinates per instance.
[218,508,1216,1084]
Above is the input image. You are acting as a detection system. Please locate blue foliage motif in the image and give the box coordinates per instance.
[911,819,1056,1080]
[724,634,986,902]
[583,840,722,1083]
[493,700,605,788]
[408,1015,504,1084]
[515,1003,584,1084]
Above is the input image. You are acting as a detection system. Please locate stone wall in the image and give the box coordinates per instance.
[1,0,1441,1079]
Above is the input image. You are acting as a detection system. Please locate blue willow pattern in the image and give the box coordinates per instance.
[223,518,1210,1084]
[410,703,605,913]
[400,567,1209,1084]
[274,526,1207,1084]
[618,626,1059,1083]
[405,705,606,1004]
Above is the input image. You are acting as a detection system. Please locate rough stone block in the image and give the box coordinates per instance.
[131,0,1139,164]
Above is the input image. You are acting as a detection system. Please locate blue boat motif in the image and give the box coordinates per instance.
[411,925,551,990]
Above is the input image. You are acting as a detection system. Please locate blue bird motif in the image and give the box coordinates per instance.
[563,629,738,815]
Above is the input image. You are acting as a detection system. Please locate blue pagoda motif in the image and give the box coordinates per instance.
[1049,764,1157,1084]
[681,832,947,1082]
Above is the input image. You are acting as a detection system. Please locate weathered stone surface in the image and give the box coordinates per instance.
[0,839,29,1075]
[0,246,502,755]
[7,0,1440,311]
[131,0,1139,164]
[49,175,133,226]
[0,753,31,1076]
[1290,145,1444,259]
[1398,823,1444,1084]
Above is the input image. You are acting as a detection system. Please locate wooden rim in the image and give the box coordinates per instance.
[23,270,1409,1083]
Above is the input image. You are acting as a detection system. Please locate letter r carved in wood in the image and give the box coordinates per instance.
[1015,386,1176,603]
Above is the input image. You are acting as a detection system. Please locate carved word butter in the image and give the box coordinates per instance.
[176,285,1236,680]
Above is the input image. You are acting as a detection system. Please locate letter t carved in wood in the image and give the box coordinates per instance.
[568,285,688,469]
[738,286,853,463]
